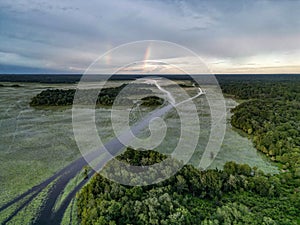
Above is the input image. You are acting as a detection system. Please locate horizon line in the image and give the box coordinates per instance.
[1,73,300,76]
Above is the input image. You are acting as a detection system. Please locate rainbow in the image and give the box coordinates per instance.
[104,43,112,65]
[143,44,151,71]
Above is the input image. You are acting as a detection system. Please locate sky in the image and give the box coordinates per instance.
[0,0,300,74]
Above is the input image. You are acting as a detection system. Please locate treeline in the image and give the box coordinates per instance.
[76,148,300,225]
[0,84,22,88]
[29,84,163,107]
[220,79,300,101]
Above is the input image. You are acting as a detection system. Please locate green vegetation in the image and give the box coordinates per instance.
[54,170,86,213]
[76,77,300,225]
[231,100,300,172]
[141,96,164,107]
[220,78,300,101]
[1,180,55,225]
[30,89,76,106]
[61,198,79,225]
[116,148,168,166]
[0,83,22,88]
[30,84,155,107]
[179,83,195,88]
[76,148,300,225]
[164,83,196,89]
[220,79,300,175]
[30,85,128,106]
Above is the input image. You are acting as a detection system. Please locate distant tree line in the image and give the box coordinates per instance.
[0,84,22,88]
[220,79,300,101]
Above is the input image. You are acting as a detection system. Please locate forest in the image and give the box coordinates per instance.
[220,78,300,177]
[76,77,300,224]
[77,148,299,224]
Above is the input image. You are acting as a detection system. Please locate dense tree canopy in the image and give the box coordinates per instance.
[219,77,300,101]
[76,148,299,225]
[231,100,300,172]
[141,96,164,107]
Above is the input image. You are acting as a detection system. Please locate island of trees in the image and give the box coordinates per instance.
[140,96,165,107]
[29,84,164,107]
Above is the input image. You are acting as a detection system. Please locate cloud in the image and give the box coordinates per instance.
[0,0,300,73]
